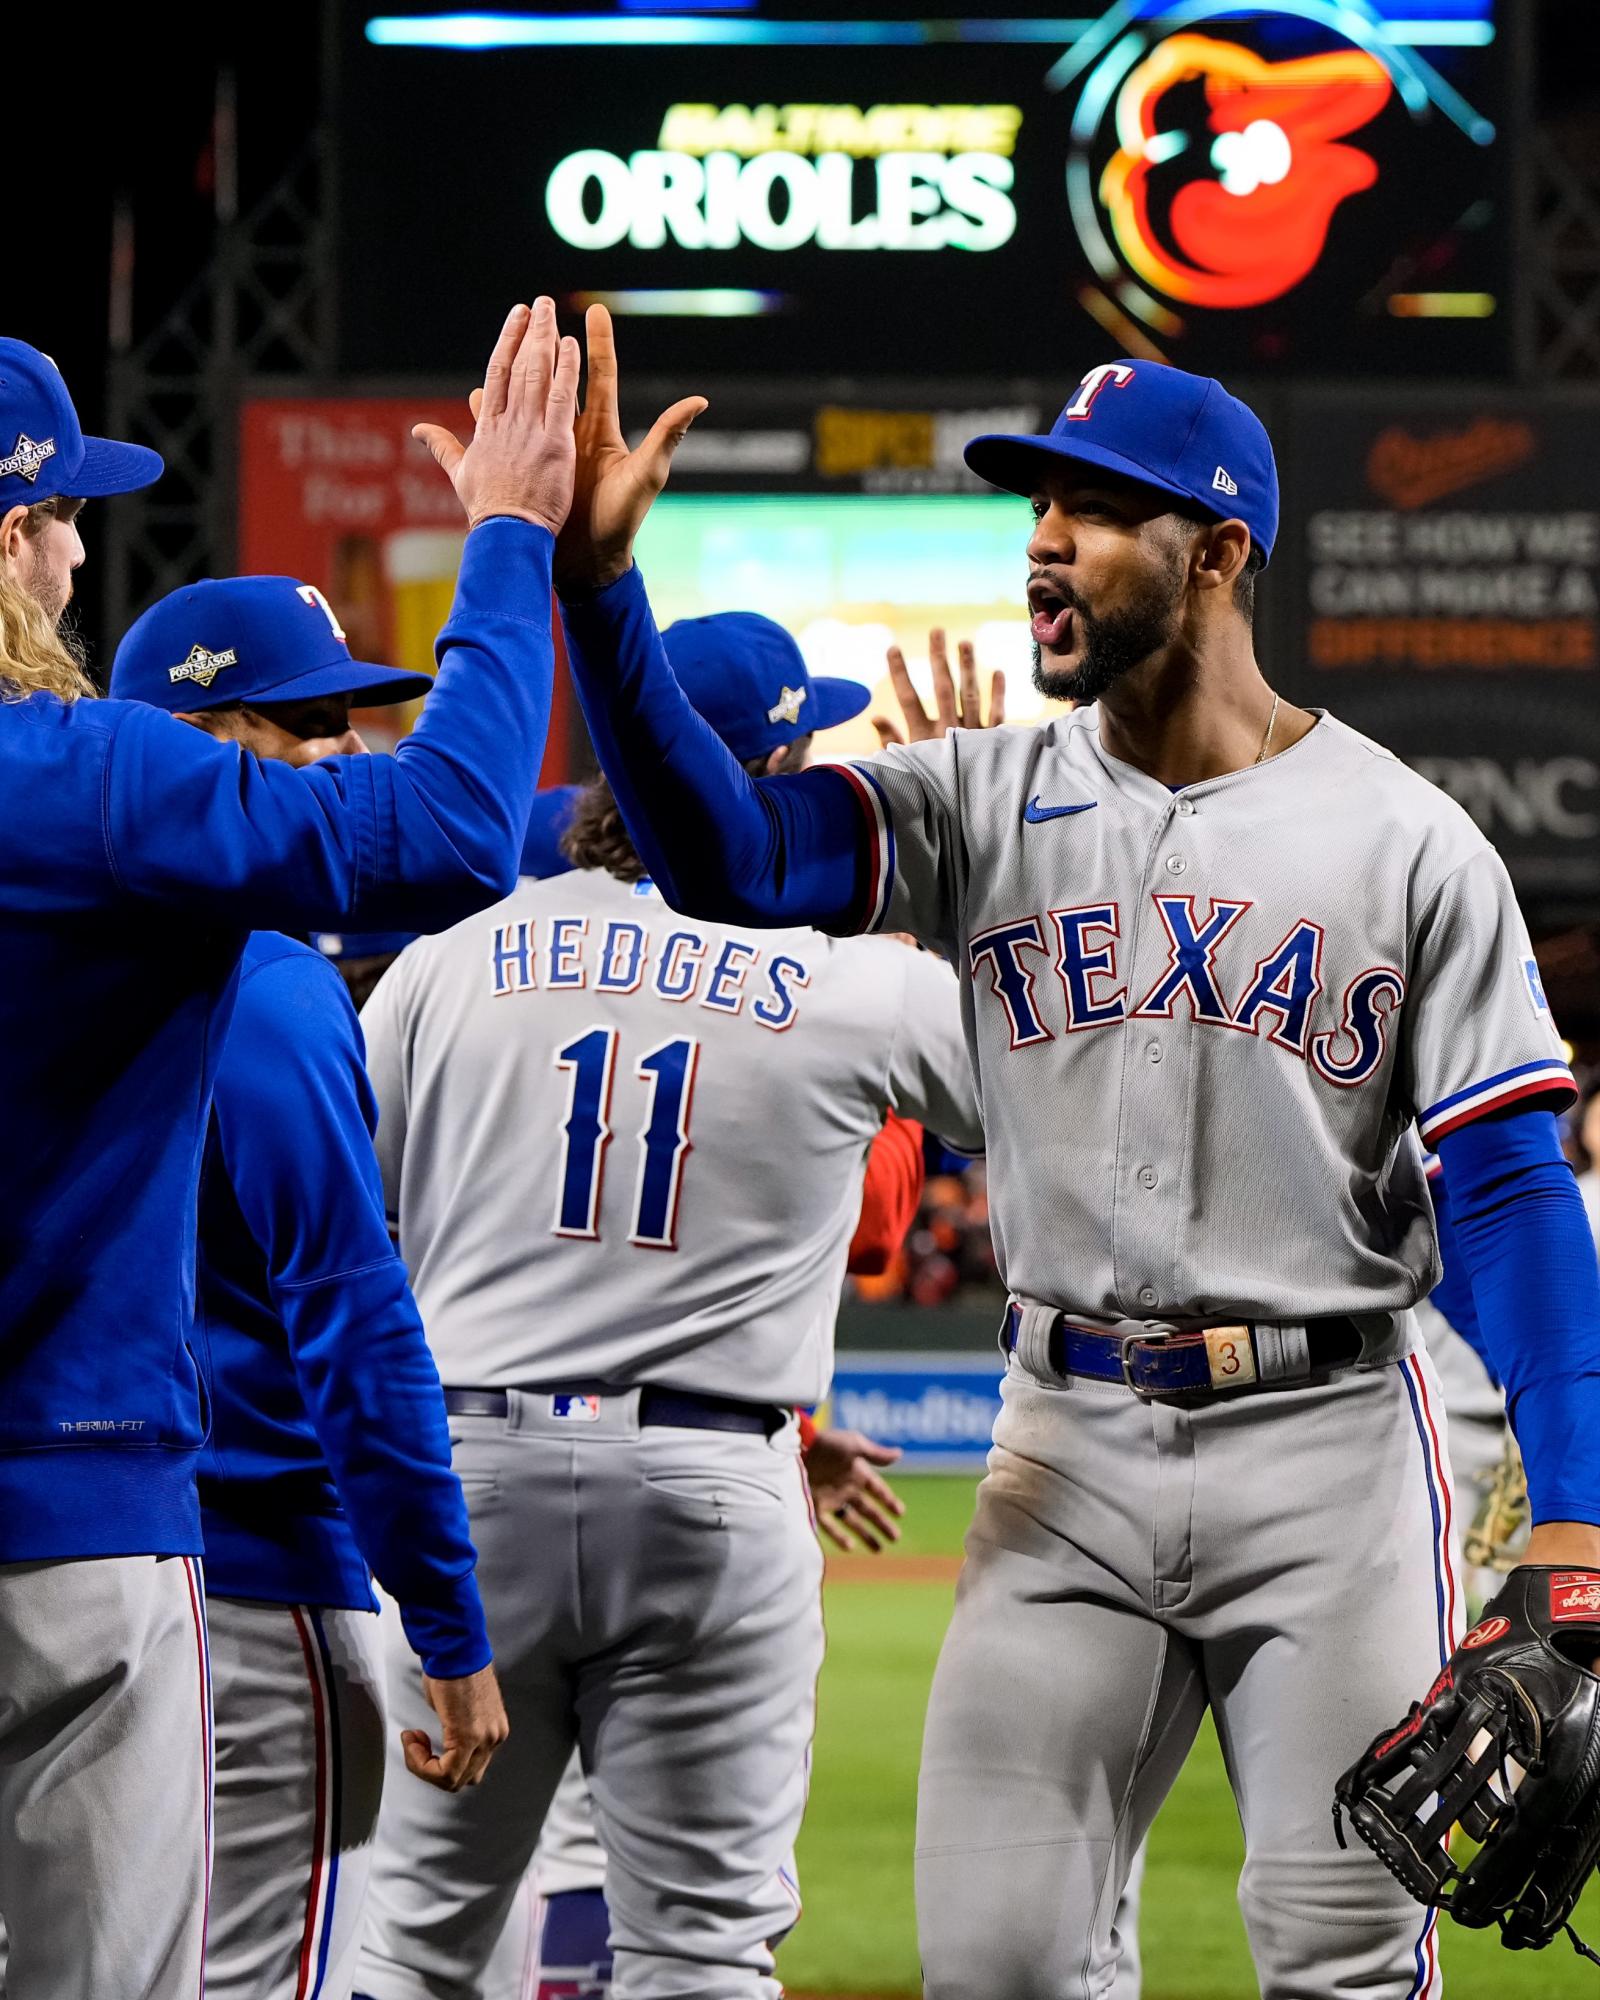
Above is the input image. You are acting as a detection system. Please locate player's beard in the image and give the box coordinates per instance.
[1031,551,1186,705]
[27,536,72,630]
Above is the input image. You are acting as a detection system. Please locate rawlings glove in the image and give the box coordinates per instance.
[1333,1566,1600,1965]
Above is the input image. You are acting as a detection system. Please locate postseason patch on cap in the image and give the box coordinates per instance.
[0,433,56,484]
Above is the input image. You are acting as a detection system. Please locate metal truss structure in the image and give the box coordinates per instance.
[101,87,336,639]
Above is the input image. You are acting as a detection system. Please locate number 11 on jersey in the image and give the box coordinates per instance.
[553,1028,700,1250]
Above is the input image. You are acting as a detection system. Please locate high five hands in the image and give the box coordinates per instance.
[873,629,1006,748]
[413,300,581,535]
[413,299,706,581]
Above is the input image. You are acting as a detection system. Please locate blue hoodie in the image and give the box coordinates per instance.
[197,933,487,1677]
[0,517,552,1561]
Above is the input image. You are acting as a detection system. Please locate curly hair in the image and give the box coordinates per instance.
[562,735,814,882]
[0,498,93,705]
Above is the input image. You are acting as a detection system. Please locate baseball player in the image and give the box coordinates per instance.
[548,315,1600,1996]
[0,303,579,1997]
[352,609,983,2000]
[106,582,518,1996]
[483,1118,932,2000]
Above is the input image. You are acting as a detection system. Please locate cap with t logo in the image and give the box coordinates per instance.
[0,337,163,509]
[964,359,1279,562]
[109,575,434,713]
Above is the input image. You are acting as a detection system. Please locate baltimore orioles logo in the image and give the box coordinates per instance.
[1096,34,1392,310]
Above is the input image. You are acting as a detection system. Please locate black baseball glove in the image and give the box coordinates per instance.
[1333,1566,1600,1964]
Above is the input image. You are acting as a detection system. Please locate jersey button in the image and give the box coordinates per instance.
[1138,1286,1158,1307]
[1177,797,1196,817]
[1146,1041,1163,1064]
[1164,855,1187,875]
[1137,1165,1159,1189]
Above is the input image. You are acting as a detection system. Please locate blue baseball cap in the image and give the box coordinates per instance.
[0,337,163,509]
[965,359,1278,563]
[661,612,869,760]
[109,575,434,712]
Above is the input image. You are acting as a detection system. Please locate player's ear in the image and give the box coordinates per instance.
[1192,518,1250,599]
[0,502,30,569]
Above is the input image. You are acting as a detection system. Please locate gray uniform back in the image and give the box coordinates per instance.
[361,868,980,1404]
[844,708,1572,1334]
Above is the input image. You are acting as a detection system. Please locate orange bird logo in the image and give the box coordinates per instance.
[1099,34,1393,310]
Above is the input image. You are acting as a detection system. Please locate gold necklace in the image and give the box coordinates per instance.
[1254,691,1281,766]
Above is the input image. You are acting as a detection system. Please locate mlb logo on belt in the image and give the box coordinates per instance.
[551,1393,601,1422]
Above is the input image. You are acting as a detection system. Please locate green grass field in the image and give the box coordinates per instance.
[777,1476,1600,1999]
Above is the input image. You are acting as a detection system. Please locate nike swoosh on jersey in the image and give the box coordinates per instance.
[1023,796,1098,823]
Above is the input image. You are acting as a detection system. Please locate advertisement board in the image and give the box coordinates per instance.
[338,1,1509,379]
[1280,390,1600,920]
[825,1353,1002,1472]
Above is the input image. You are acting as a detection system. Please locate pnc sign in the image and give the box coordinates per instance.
[545,102,1023,255]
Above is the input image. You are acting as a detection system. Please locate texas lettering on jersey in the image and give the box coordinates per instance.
[487,906,812,1034]
[969,892,1398,1088]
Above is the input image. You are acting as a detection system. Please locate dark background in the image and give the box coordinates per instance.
[20,2,1594,657]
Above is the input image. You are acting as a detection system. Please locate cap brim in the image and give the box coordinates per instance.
[241,656,436,707]
[66,436,166,499]
[807,676,872,731]
[311,931,419,961]
[964,431,1209,516]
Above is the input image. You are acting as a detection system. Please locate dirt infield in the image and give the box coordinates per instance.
[822,1553,961,1585]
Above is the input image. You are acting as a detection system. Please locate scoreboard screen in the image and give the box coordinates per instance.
[339,1,1510,379]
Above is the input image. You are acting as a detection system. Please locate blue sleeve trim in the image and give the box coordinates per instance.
[1418,1057,1576,1143]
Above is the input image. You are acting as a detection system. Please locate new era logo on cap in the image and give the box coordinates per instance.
[1212,466,1239,496]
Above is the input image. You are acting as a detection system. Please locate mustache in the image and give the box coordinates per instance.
[1029,572,1092,617]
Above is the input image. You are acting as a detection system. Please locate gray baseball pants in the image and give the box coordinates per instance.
[917,1351,1460,2000]
[358,1392,824,2000]
[206,1596,387,2000]
[0,1554,211,2000]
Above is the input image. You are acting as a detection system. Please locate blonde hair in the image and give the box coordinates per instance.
[0,498,94,705]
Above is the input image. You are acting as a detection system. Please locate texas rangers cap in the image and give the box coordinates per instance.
[0,337,163,508]
[965,359,1279,563]
[109,575,434,712]
[662,612,869,760]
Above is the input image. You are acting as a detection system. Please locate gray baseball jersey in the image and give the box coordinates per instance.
[838,707,1572,1331]
[360,867,980,1404]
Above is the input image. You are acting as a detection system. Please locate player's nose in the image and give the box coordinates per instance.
[1025,506,1074,569]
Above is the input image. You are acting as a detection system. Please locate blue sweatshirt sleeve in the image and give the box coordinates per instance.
[1435,1106,1600,1525]
[213,944,490,1677]
[102,519,554,933]
[560,565,870,929]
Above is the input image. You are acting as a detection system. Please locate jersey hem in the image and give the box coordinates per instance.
[0,1447,203,1560]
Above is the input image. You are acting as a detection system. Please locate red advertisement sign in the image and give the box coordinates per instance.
[238,394,573,770]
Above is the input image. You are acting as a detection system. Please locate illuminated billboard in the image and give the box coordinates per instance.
[340,1,1509,377]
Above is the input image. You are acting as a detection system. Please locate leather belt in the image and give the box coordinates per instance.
[442,1384,785,1437]
[1004,1304,1364,1399]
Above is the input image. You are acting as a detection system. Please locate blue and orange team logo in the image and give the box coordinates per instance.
[1099,35,1390,309]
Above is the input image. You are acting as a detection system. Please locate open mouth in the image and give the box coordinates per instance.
[1027,578,1076,653]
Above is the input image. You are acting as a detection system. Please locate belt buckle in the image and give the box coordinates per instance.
[1119,1332,1159,1401]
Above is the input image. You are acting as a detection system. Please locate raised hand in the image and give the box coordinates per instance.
[413,299,580,535]
[872,628,1006,748]
[554,303,708,596]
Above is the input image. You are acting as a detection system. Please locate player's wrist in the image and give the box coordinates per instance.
[554,550,635,602]
[1522,1522,1600,1569]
